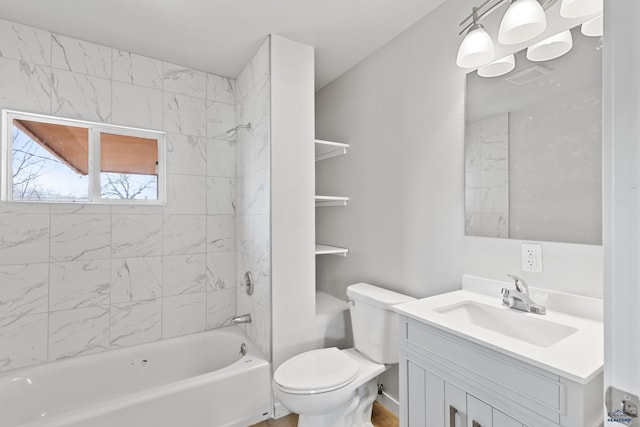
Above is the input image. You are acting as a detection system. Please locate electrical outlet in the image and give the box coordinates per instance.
[521,243,542,273]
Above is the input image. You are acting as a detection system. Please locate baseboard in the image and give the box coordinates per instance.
[273,400,292,419]
[376,391,400,417]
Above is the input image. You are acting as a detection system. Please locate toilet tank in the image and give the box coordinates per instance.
[346,283,416,364]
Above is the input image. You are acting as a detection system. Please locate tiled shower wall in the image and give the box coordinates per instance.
[234,39,271,359]
[0,19,239,371]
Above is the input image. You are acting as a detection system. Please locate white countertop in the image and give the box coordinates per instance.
[393,288,603,384]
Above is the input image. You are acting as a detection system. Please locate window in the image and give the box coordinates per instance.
[1,111,165,204]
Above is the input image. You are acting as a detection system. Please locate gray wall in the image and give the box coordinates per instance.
[315,0,603,406]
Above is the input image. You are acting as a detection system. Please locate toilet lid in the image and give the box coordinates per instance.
[274,348,359,393]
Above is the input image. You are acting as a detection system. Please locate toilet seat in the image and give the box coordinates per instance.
[274,347,359,394]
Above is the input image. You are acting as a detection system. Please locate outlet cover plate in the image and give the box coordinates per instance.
[522,243,543,273]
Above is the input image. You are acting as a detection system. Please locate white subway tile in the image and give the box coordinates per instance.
[112,82,163,130]
[52,69,111,123]
[162,293,205,338]
[0,263,49,319]
[49,260,110,311]
[111,214,163,257]
[52,34,111,78]
[0,213,49,265]
[111,257,162,304]
[0,313,47,371]
[0,19,51,66]
[50,214,110,262]
[49,306,109,360]
[112,50,162,89]
[163,254,206,296]
[110,299,161,348]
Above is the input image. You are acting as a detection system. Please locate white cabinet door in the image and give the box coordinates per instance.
[467,395,492,427]
[492,409,523,427]
[407,361,426,427]
[445,382,467,427]
[407,361,445,427]
[425,371,445,427]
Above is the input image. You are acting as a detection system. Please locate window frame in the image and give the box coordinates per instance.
[1,110,166,205]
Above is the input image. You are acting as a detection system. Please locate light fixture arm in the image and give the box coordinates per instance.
[458,0,560,35]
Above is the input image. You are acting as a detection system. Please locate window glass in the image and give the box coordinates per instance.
[100,132,158,200]
[2,111,165,204]
[11,119,89,202]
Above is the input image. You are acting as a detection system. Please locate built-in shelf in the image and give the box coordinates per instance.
[315,139,349,161]
[315,244,349,256]
[315,195,349,207]
[316,290,350,315]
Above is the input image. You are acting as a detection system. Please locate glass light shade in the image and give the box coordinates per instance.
[560,0,603,18]
[581,15,603,37]
[478,54,516,77]
[456,25,495,68]
[526,30,573,62]
[498,0,547,45]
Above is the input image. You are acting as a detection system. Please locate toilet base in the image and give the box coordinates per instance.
[298,380,378,427]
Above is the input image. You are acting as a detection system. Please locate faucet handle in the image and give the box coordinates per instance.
[507,274,529,294]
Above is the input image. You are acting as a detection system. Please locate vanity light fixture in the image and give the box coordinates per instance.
[526,30,573,61]
[456,7,495,68]
[478,54,516,77]
[457,0,558,69]
[560,0,603,18]
[581,14,603,37]
[498,0,547,45]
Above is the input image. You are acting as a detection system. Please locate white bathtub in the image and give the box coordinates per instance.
[0,326,272,427]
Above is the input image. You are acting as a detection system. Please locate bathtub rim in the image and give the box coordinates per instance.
[0,324,265,380]
[1,325,271,427]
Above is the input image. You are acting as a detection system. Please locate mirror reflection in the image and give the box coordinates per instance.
[464,27,602,245]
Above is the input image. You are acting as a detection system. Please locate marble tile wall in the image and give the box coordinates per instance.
[0,19,238,372]
[465,113,509,238]
[234,39,271,359]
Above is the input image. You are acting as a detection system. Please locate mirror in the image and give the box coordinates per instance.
[464,27,602,245]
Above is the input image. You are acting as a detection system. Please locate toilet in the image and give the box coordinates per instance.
[273,283,416,427]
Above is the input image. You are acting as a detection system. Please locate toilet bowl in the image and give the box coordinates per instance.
[273,348,386,426]
[272,283,415,427]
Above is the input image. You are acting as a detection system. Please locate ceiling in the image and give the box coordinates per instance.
[0,0,447,89]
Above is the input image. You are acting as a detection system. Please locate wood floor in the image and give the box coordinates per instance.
[251,401,398,427]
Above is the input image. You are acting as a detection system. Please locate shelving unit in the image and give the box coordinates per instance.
[315,244,349,256]
[315,138,349,315]
[315,290,350,315]
[315,139,349,161]
[315,195,349,207]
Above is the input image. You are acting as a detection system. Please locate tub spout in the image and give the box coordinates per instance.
[231,314,252,325]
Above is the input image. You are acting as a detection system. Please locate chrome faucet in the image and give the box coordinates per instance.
[501,274,546,315]
[230,313,252,325]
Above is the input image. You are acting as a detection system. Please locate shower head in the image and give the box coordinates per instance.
[225,122,252,138]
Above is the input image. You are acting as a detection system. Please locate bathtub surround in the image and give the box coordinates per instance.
[0,327,272,427]
[234,38,272,359]
[0,19,238,372]
[315,0,603,411]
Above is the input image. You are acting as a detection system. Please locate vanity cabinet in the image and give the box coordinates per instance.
[399,316,603,427]
[407,361,522,427]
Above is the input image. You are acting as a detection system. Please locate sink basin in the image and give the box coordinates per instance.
[434,301,577,347]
